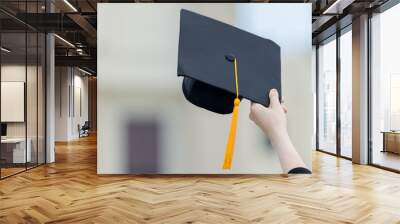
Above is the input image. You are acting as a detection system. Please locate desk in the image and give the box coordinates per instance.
[382,131,400,154]
[1,138,31,163]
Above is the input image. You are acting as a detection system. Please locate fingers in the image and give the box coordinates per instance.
[280,96,287,113]
[282,104,288,113]
[269,89,281,108]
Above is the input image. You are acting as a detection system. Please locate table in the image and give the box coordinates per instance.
[1,138,31,163]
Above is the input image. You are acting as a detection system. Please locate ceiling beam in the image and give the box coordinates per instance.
[55,55,96,70]
[67,14,97,40]
[322,0,356,14]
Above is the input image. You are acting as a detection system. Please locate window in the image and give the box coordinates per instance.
[316,27,353,159]
[318,37,337,154]
[340,29,352,158]
[370,3,400,171]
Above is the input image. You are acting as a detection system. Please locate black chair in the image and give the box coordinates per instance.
[79,121,90,138]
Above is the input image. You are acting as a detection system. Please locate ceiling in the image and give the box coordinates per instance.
[0,0,393,75]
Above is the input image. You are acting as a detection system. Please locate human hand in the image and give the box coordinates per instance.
[249,89,307,173]
[249,89,288,141]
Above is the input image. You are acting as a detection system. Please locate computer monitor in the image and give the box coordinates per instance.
[1,123,7,137]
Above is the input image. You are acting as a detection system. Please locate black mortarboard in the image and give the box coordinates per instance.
[177,9,282,170]
[177,9,281,115]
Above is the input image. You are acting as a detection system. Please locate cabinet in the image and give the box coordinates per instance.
[382,132,400,154]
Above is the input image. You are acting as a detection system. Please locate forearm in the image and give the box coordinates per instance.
[268,130,307,173]
[249,90,308,174]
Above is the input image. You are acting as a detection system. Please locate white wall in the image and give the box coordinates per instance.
[55,67,69,141]
[55,67,89,141]
[71,73,89,138]
[98,3,313,174]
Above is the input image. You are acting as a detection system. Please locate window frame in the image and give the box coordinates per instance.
[316,25,353,161]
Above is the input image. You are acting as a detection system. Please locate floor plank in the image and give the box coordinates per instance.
[1,134,400,223]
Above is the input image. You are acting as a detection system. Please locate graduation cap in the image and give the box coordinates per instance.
[177,9,281,169]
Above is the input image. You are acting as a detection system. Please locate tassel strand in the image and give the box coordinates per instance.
[222,58,240,170]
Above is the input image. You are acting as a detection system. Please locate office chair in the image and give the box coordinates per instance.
[79,121,90,138]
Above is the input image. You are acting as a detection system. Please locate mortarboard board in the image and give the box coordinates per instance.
[177,9,281,114]
[177,9,282,169]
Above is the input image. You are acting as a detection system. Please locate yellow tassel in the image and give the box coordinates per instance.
[222,98,240,169]
[223,58,240,170]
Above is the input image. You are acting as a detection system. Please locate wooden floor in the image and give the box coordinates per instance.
[1,167,26,178]
[1,135,400,223]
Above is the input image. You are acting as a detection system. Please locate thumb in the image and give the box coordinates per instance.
[269,89,281,108]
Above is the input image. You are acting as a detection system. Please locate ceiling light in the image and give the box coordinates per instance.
[78,67,93,76]
[1,47,11,53]
[63,0,78,12]
[76,48,85,55]
[54,34,75,48]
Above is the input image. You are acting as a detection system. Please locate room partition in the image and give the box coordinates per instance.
[0,1,47,179]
